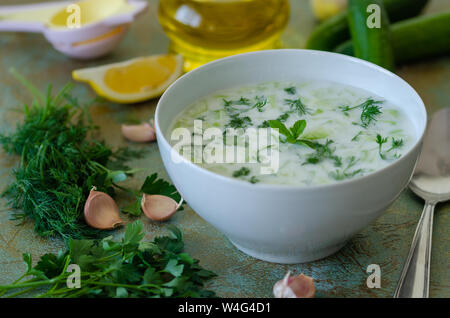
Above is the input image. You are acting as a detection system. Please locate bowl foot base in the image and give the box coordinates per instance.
[229,239,347,264]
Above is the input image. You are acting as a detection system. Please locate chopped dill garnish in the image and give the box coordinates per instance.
[223,96,267,114]
[329,156,363,180]
[254,95,268,112]
[351,131,363,142]
[376,134,389,159]
[226,114,252,129]
[388,137,404,152]
[223,97,251,107]
[277,112,291,122]
[258,120,270,128]
[233,167,250,178]
[249,176,260,184]
[377,135,404,160]
[284,87,297,95]
[303,139,342,167]
[339,99,383,128]
[284,98,311,116]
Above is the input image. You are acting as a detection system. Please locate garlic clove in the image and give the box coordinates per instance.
[273,271,315,298]
[141,194,182,221]
[121,123,156,142]
[84,187,123,230]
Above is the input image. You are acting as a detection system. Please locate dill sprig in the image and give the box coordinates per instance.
[376,134,403,160]
[329,156,363,180]
[303,139,343,167]
[0,77,144,240]
[284,98,311,116]
[339,99,383,128]
[284,87,297,95]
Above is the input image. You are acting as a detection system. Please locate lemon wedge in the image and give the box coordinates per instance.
[72,54,183,103]
[310,0,347,21]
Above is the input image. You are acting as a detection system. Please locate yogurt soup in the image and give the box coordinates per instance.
[169,80,415,186]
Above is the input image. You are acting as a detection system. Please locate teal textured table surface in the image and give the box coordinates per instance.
[0,0,449,297]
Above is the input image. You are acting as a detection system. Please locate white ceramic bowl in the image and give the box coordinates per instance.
[155,49,427,264]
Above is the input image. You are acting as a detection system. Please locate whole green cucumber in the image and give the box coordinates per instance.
[335,12,450,64]
[306,0,429,51]
[347,0,395,71]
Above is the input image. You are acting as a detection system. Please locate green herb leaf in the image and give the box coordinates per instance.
[340,99,383,128]
[141,173,182,203]
[284,98,310,116]
[0,75,144,240]
[304,139,342,167]
[0,221,216,298]
[165,259,185,277]
[122,198,142,216]
[290,120,307,139]
[284,87,297,95]
[268,120,291,137]
[376,134,389,159]
[232,167,250,178]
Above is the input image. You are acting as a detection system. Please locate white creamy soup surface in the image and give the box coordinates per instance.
[169,80,416,186]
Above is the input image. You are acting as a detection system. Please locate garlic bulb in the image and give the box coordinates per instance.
[84,187,123,229]
[273,271,315,298]
[141,194,183,221]
[121,122,156,142]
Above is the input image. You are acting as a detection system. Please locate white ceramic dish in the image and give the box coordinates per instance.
[155,49,427,264]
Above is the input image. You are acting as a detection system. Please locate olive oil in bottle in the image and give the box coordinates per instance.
[158,0,290,71]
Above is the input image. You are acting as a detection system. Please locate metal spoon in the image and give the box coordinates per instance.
[394,107,450,298]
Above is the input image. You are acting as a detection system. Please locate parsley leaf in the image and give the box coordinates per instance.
[0,221,217,298]
[123,173,184,217]
[141,173,182,202]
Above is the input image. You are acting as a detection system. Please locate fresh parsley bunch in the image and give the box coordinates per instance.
[0,221,216,298]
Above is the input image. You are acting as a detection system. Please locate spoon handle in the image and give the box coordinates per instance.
[394,201,435,298]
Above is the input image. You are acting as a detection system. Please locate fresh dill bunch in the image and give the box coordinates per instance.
[0,75,143,240]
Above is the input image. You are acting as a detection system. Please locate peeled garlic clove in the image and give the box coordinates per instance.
[141,194,182,221]
[273,271,315,298]
[121,123,156,142]
[84,188,123,230]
